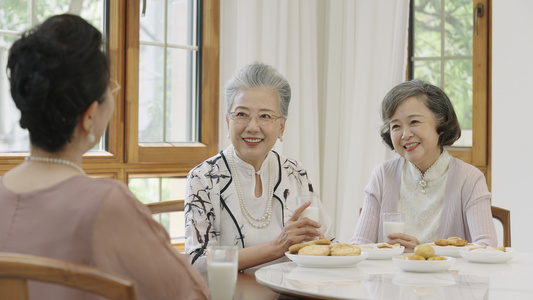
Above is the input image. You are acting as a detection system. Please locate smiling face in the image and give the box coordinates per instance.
[389,97,442,173]
[226,87,286,170]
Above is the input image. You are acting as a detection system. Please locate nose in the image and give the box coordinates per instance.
[246,116,261,131]
[402,128,413,139]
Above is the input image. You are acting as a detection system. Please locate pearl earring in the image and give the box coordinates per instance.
[226,134,230,139]
[279,136,284,142]
[87,127,95,143]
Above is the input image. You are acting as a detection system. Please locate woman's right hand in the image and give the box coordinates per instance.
[270,201,325,256]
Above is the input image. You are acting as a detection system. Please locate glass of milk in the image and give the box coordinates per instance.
[382,212,405,242]
[207,245,238,300]
[297,194,320,222]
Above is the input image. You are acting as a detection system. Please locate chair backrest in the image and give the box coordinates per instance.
[146,199,184,214]
[146,200,186,252]
[0,252,137,300]
[491,205,511,247]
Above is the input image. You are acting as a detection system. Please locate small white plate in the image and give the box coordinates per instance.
[429,243,473,258]
[285,251,368,268]
[392,256,456,273]
[460,247,515,263]
[360,244,405,260]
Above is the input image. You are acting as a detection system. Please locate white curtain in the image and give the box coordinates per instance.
[219,0,409,242]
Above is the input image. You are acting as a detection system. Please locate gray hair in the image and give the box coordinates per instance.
[225,62,291,118]
[380,78,461,150]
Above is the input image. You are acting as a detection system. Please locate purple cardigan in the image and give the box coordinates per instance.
[351,156,497,246]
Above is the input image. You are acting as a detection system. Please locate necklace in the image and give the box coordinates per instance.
[414,152,444,194]
[25,156,86,175]
[227,147,274,229]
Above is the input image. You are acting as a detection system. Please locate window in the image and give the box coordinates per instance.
[409,0,490,181]
[0,1,107,152]
[0,1,220,242]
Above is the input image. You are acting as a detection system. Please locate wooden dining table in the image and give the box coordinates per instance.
[204,251,533,299]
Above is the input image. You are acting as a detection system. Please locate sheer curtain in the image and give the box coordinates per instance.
[219,0,409,242]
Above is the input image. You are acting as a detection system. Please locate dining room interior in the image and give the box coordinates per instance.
[1,0,532,299]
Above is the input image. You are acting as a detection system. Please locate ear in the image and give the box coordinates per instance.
[226,114,230,131]
[80,101,100,133]
[279,118,287,137]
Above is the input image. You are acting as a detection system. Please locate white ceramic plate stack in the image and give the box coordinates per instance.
[360,244,405,260]
[460,247,515,263]
[392,256,456,273]
[285,251,369,268]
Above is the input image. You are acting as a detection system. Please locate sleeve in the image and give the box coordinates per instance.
[350,166,382,244]
[464,170,498,247]
[184,166,217,273]
[92,184,209,300]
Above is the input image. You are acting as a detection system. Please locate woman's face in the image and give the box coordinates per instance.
[226,87,286,170]
[389,97,441,173]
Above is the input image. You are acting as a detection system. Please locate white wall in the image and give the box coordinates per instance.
[492,0,533,250]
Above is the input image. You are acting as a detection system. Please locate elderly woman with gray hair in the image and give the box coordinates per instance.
[184,62,333,271]
[351,79,497,252]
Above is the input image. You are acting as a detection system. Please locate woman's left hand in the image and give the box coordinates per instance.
[386,233,420,252]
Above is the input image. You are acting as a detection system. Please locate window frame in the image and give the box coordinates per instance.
[408,0,491,185]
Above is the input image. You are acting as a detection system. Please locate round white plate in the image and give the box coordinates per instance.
[285,251,368,268]
[360,244,405,260]
[392,256,456,273]
[429,243,473,258]
[460,247,515,263]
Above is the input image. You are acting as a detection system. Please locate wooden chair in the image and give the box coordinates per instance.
[0,252,137,300]
[146,200,185,252]
[491,205,511,247]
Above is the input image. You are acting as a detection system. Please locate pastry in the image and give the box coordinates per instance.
[298,245,331,256]
[330,244,361,256]
[414,244,435,259]
[434,238,449,246]
[401,254,425,260]
[427,255,446,261]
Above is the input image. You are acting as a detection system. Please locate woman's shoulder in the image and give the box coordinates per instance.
[448,156,486,180]
[373,156,404,173]
[188,151,225,175]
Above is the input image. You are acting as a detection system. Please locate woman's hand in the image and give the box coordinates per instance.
[271,201,325,256]
[386,233,420,252]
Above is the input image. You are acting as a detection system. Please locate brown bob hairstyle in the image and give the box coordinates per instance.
[380,79,461,150]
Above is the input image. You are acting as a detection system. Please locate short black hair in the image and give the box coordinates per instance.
[380,79,461,150]
[7,14,109,152]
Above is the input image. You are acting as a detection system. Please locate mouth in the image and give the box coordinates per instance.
[243,138,263,144]
[404,142,420,151]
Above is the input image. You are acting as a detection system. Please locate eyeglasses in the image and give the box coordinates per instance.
[229,111,284,126]
[109,79,121,95]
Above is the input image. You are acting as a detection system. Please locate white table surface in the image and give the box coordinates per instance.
[255,252,533,299]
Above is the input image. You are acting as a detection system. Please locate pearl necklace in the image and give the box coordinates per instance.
[25,156,86,175]
[227,147,274,229]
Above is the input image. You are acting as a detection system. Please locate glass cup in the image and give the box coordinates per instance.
[297,195,320,222]
[207,245,238,300]
[383,212,405,241]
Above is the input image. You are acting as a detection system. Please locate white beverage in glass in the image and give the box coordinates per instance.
[207,262,238,300]
[207,245,238,300]
[300,206,319,222]
[383,221,406,239]
[297,195,320,222]
[382,212,405,241]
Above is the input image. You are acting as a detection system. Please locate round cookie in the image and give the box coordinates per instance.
[298,245,331,256]
[434,239,450,246]
[428,255,446,261]
[330,244,361,256]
